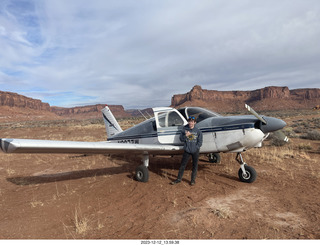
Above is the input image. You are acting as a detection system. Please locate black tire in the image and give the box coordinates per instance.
[135,165,149,182]
[208,153,221,163]
[238,165,257,183]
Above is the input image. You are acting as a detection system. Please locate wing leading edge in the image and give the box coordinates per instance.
[0,138,183,155]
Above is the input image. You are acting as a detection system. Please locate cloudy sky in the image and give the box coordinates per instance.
[0,0,319,109]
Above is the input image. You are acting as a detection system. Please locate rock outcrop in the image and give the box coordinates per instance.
[1,85,320,121]
[51,104,131,119]
[0,91,50,111]
[171,85,320,112]
[0,91,131,120]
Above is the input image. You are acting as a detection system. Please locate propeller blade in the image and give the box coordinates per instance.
[245,104,267,124]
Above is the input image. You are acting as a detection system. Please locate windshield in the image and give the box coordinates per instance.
[177,107,221,123]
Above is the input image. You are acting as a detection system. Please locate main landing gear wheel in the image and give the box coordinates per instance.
[135,165,149,182]
[208,153,221,163]
[238,165,257,183]
[236,153,257,183]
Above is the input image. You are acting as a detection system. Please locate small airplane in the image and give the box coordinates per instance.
[0,104,287,183]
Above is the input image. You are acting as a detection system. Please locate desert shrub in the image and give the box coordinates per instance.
[269,130,289,146]
[293,126,308,134]
[298,143,312,151]
[310,117,320,129]
[282,127,297,138]
[302,130,320,140]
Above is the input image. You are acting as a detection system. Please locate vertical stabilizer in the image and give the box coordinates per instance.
[102,106,123,139]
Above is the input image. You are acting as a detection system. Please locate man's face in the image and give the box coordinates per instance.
[188,120,196,129]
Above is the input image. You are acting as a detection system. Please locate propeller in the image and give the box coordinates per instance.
[245,104,267,124]
[245,104,289,143]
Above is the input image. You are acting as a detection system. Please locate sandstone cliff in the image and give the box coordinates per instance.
[51,104,131,119]
[171,85,320,112]
[0,91,50,111]
[0,91,130,120]
[1,85,320,122]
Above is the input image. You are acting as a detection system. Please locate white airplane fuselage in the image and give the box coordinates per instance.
[108,127,266,153]
[106,106,282,154]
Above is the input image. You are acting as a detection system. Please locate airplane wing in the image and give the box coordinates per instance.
[0,138,184,155]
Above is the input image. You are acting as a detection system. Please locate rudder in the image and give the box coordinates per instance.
[102,106,123,139]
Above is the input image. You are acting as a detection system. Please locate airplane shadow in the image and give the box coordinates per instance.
[148,156,216,182]
[7,157,134,186]
[7,154,236,186]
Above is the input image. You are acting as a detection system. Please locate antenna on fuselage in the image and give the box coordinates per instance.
[138,109,148,120]
[144,110,152,118]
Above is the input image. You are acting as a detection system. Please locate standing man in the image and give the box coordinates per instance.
[171,116,203,186]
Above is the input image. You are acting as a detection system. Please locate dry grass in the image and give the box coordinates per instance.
[298,143,313,151]
[253,146,296,163]
[211,207,232,219]
[5,166,16,176]
[30,193,44,208]
[30,200,44,208]
[74,207,89,235]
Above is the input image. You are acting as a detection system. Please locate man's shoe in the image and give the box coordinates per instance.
[171,179,181,185]
[190,180,195,186]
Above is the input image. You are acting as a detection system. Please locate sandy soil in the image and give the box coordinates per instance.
[0,115,319,239]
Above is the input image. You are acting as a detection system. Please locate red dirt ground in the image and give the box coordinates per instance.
[0,115,319,239]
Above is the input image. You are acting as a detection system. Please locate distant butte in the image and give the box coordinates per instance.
[0,91,130,120]
[171,85,320,112]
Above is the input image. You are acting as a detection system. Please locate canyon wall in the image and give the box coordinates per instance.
[0,91,130,119]
[51,104,131,119]
[1,85,320,121]
[171,85,320,112]
[0,91,50,111]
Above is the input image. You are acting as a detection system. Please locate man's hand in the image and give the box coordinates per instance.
[185,130,191,137]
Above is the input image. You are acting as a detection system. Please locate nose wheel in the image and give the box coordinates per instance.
[236,153,257,183]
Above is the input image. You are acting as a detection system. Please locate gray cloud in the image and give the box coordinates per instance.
[0,0,319,109]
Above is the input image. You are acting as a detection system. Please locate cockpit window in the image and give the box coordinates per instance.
[178,107,221,123]
[158,112,166,127]
[157,111,184,127]
[168,111,184,126]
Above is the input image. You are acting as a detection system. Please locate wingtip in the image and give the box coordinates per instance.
[0,138,14,153]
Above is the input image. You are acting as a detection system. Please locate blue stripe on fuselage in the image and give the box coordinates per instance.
[108,123,255,141]
[201,123,254,133]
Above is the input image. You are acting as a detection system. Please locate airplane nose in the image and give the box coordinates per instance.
[260,117,287,133]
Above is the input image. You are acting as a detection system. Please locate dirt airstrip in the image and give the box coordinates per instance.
[0,112,319,239]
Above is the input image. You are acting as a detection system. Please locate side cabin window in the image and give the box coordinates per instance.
[158,111,184,127]
[119,119,156,137]
[178,107,221,123]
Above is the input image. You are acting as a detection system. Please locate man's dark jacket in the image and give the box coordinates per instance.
[179,125,203,154]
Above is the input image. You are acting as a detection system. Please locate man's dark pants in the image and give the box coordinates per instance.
[177,150,199,182]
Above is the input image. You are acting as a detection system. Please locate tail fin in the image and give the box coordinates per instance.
[102,106,123,139]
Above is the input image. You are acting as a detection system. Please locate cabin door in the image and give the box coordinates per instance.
[153,107,188,144]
